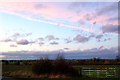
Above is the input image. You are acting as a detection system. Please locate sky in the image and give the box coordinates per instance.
[0,1,119,60]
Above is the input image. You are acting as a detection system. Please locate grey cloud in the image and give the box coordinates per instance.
[38,37,44,41]
[96,34,103,39]
[56,38,59,40]
[89,33,95,38]
[84,13,93,21]
[96,3,118,16]
[88,48,98,52]
[34,3,46,9]
[107,17,118,21]
[0,38,12,42]
[12,33,20,38]
[93,21,96,24]
[16,39,29,45]
[104,39,107,41]
[46,35,55,41]
[97,40,101,42]
[50,41,59,45]
[78,20,85,25]
[12,33,32,38]
[2,47,118,60]
[45,35,59,41]
[39,42,44,46]
[99,46,104,50]
[29,40,36,44]
[104,38,111,41]
[73,34,89,43]
[102,24,118,33]
[24,33,32,36]
[64,48,69,50]
[69,2,97,11]
[10,44,17,47]
[64,38,72,43]
[0,33,32,42]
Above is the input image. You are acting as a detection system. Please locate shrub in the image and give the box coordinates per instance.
[32,54,81,77]
[16,61,20,65]
[54,54,80,77]
[5,61,9,65]
[32,59,53,75]
[54,59,68,74]
[54,59,80,77]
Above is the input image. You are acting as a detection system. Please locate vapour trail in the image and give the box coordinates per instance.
[2,10,119,36]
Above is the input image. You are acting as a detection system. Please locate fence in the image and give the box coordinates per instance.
[79,66,119,78]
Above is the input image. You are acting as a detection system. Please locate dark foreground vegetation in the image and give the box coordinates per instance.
[32,59,80,77]
[1,57,120,80]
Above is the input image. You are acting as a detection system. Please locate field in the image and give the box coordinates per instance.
[73,65,120,78]
[2,64,120,80]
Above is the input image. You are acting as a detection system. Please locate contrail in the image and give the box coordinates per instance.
[90,24,93,32]
[2,10,119,36]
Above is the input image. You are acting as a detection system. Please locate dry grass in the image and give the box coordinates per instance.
[3,70,67,78]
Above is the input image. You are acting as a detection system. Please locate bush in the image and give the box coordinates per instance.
[32,54,81,77]
[53,54,80,77]
[54,60,68,74]
[54,59,80,77]
[16,61,20,65]
[32,59,53,75]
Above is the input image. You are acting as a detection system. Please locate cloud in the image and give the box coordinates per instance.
[99,46,104,50]
[10,44,17,47]
[73,34,89,43]
[96,3,118,16]
[34,3,46,9]
[45,35,55,41]
[45,35,59,41]
[84,13,93,21]
[0,2,118,35]
[25,33,32,36]
[89,33,95,38]
[16,39,29,45]
[12,33,20,38]
[93,21,96,24]
[39,42,44,46]
[0,32,33,43]
[78,20,85,25]
[50,41,59,45]
[96,34,103,39]
[2,47,118,60]
[107,17,118,22]
[0,38,12,42]
[64,48,69,50]
[12,33,32,38]
[38,37,44,41]
[64,38,72,43]
[102,24,118,33]
[104,38,111,42]
[55,38,59,40]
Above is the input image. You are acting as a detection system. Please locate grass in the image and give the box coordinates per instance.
[11,77,120,80]
[2,64,120,79]
[73,65,120,78]
[73,65,119,68]
[2,65,32,72]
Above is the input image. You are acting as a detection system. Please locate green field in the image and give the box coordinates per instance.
[2,64,120,80]
[73,65,120,78]
[2,65,31,72]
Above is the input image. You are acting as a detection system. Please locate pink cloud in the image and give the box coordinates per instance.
[0,2,119,35]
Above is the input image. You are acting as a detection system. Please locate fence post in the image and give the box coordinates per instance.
[79,68,82,76]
